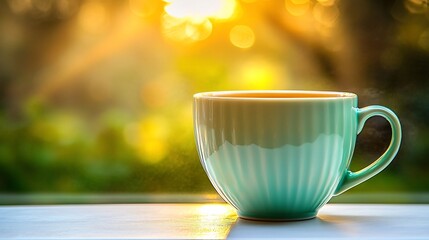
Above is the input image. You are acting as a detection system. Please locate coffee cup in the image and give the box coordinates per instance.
[193,90,401,221]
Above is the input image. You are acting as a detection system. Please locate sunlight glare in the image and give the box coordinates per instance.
[163,0,237,42]
[198,204,234,216]
[164,0,237,21]
[192,204,237,239]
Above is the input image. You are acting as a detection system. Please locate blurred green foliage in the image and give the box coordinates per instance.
[0,106,211,192]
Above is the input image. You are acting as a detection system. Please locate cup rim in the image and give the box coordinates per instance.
[193,90,357,101]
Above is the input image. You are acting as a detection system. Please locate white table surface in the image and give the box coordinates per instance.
[1,203,428,239]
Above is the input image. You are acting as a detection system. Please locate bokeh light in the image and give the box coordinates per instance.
[7,0,33,14]
[162,0,237,42]
[229,25,255,48]
[285,0,311,17]
[78,1,109,34]
[162,13,213,42]
[31,113,82,146]
[56,0,80,19]
[124,116,170,164]
[7,0,79,18]
[32,0,52,13]
[405,0,429,14]
[312,2,340,27]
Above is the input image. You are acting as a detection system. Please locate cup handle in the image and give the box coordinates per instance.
[334,105,402,195]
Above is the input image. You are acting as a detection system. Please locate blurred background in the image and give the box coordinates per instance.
[0,0,428,200]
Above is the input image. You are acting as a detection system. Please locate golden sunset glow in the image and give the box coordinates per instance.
[1,0,425,199]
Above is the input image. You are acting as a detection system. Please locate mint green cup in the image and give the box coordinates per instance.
[193,90,401,221]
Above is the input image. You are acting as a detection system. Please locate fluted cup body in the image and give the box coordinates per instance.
[193,91,398,221]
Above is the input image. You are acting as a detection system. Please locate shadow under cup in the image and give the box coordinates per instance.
[193,90,401,221]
